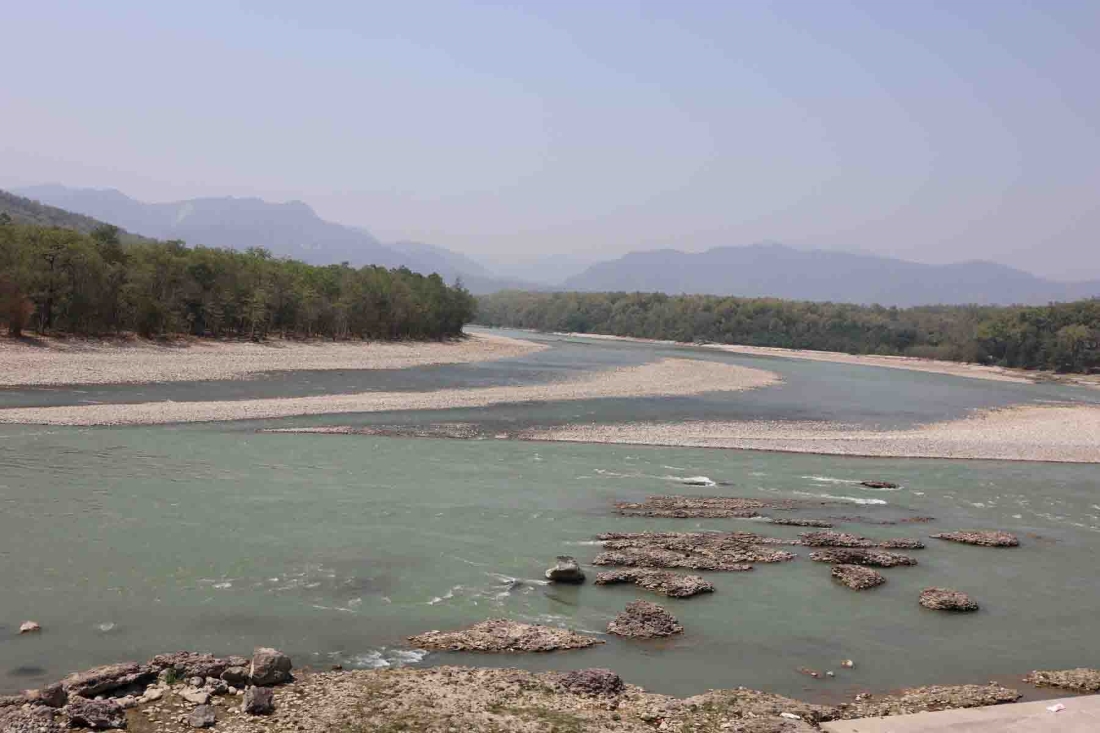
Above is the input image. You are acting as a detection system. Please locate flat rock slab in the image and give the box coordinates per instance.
[831,564,886,590]
[919,587,979,612]
[822,694,1100,732]
[1026,669,1100,694]
[607,600,684,638]
[408,619,603,652]
[931,530,1020,547]
[594,569,716,598]
[809,548,918,567]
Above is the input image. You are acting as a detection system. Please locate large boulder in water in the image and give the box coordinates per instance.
[607,600,684,638]
[408,619,603,652]
[545,556,586,584]
[249,648,292,686]
[919,587,979,612]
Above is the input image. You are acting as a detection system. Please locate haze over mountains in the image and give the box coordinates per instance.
[10,185,1098,307]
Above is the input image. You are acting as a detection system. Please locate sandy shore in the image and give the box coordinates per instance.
[0,358,781,426]
[551,330,1100,387]
[522,404,1100,463]
[0,332,544,386]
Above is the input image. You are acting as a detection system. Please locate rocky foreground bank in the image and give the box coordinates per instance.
[13,653,1100,733]
[5,650,1099,733]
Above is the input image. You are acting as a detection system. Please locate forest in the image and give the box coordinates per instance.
[0,218,476,340]
[476,290,1100,373]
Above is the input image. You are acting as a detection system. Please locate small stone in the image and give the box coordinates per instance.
[841,659,855,668]
[241,686,274,715]
[180,687,211,705]
[18,621,42,634]
[188,704,217,728]
[826,671,835,678]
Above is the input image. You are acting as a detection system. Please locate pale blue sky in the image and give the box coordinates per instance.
[2,1,1098,278]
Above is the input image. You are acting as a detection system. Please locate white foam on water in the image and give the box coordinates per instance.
[803,475,861,485]
[212,582,232,589]
[662,465,688,471]
[564,540,604,546]
[427,585,463,605]
[96,622,116,633]
[794,491,887,506]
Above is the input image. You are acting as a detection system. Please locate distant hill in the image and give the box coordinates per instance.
[563,243,1100,306]
[13,185,531,294]
[0,189,151,243]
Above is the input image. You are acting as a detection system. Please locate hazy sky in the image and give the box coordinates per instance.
[2,1,1098,279]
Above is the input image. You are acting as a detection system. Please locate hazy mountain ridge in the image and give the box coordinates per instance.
[13,185,535,294]
[563,243,1100,306]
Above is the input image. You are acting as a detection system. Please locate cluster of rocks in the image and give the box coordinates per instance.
[931,530,1020,547]
[594,569,715,598]
[1024,668,1100,693]
[830,564,886,591]
[407,619,603,653]
[919,587,980,612]
[799,530,925,550]
[0,648,291,732]
[809,547,919,567]
[607,601,684,638]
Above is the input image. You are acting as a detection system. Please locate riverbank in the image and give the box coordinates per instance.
[0,358,781,425]
[0,332,544,386]
[522,403,1100,463]
[548,330,1100,388]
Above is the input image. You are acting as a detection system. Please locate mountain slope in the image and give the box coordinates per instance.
[563,243,1099,306]
[0,189,152,242]
[14,185,531,293]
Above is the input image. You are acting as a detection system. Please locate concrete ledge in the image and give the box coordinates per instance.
[821,695,1100,732]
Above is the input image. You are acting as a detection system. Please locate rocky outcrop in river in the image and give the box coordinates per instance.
[919,587,979,611]
[607,600,684,638]
[594,569,715,597]
[809,548,918,567]
[830,564,886,590]
[593,531,796,571]
[931,530,1020,547]
[799,530,924,549]
[615,495,802,518]
[408,619,603,652]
